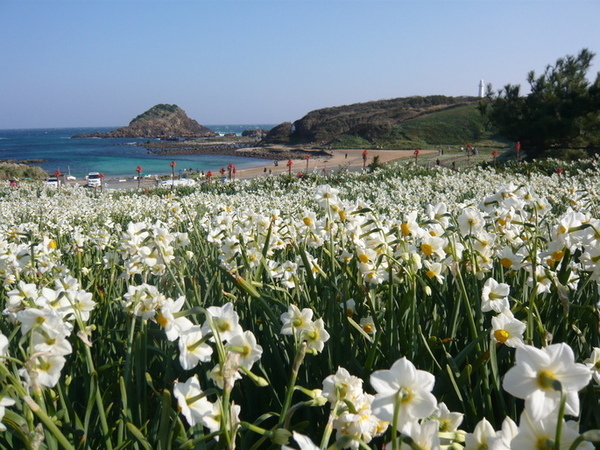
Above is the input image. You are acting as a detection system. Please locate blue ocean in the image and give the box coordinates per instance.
[0,125,274,179]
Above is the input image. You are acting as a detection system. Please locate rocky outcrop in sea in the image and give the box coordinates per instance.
[72,104,217,139]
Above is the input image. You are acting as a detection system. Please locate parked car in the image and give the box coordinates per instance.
[45,177,60,188]
[86,172,102,188]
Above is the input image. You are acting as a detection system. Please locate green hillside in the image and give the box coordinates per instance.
[332,104,498,149]
[263,96,507,150]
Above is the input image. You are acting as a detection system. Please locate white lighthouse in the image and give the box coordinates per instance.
[478,80,485,98]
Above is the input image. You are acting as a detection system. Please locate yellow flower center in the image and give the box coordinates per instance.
[552,250,564,261]
[401,223,411,236]
[338,210,347,221]
[362,324,374,334]
[216,319,230,333]
[358,253,370,264]
[537,370,558,390]
[38,359,51,371]
[421,243,433,256]
[303,217,312,226]
[500,258,513,269]
[156,311,168,328]
[425,270,436,279]
[399,387,413,404]
[536,436,554,449]
[439,419,452,432]
[48,239,58,249]
[493,329,509,343]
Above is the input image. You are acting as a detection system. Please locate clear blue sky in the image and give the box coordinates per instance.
[1,0,599,129]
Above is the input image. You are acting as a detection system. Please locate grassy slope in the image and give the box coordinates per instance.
[0,163,48,180]
[331,104,510,151]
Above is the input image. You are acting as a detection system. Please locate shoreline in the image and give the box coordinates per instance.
[139,140,333,161]
[73,148,432,189]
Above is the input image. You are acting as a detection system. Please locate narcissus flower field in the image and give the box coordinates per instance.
[0,160,599,449]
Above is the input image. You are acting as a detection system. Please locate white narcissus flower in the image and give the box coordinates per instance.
[0,334,9,357]
[481,277,510,313]
[400,420,440,450]
[465,418,496,450]
[340,298,356,317]
[490,310,526,348]
[333,392,383,449]
[322,366,364,403]
[502,343,592,420]
[280,305,314,337]
[32,327,72,356]
[6,281,38,308]
[315,184,340,209]
[178,326,213,370]
[370,357,437,431]
[31,354,66,388]
[156,296,193,341]
[359,316,376,335]
[201,302,243,343]
[488,416,518,450]
[173,375,213,427]
[201,401,240,435]
[433,402,463,433]
[226,330,263,370]
[423,260,444,284]
[0,397,16,432]
[301,318,330,353]
[511,410,594,449]
[583,347,600,384]
[457,207,485,236]
[282,431,319,450]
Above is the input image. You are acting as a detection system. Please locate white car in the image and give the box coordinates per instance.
[86,172,102,188]
[45,177,60,188]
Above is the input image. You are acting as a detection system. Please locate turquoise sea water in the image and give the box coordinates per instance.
[0,125,274,179]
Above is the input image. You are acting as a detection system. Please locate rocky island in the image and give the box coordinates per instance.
[72,104,218,139]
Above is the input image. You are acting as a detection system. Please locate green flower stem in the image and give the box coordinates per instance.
[23,395,74,450]
[278,342,307,429]
[82,338,113,449]
[391,389,402,450]
[319,397,340,449]
[554,385,567,450]
[454,264,494,415]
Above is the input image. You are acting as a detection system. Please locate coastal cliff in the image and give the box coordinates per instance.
[72,104,217,139]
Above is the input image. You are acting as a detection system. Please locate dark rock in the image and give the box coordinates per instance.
[242,129,267,138]
[261,122,293,145]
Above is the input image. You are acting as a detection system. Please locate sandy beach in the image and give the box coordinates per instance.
[233,148,429,180]
[71,148,430,189]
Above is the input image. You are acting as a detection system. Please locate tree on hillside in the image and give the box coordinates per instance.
[479,49,600,158]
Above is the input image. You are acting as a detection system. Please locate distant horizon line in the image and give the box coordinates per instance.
[0,123,279,132]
